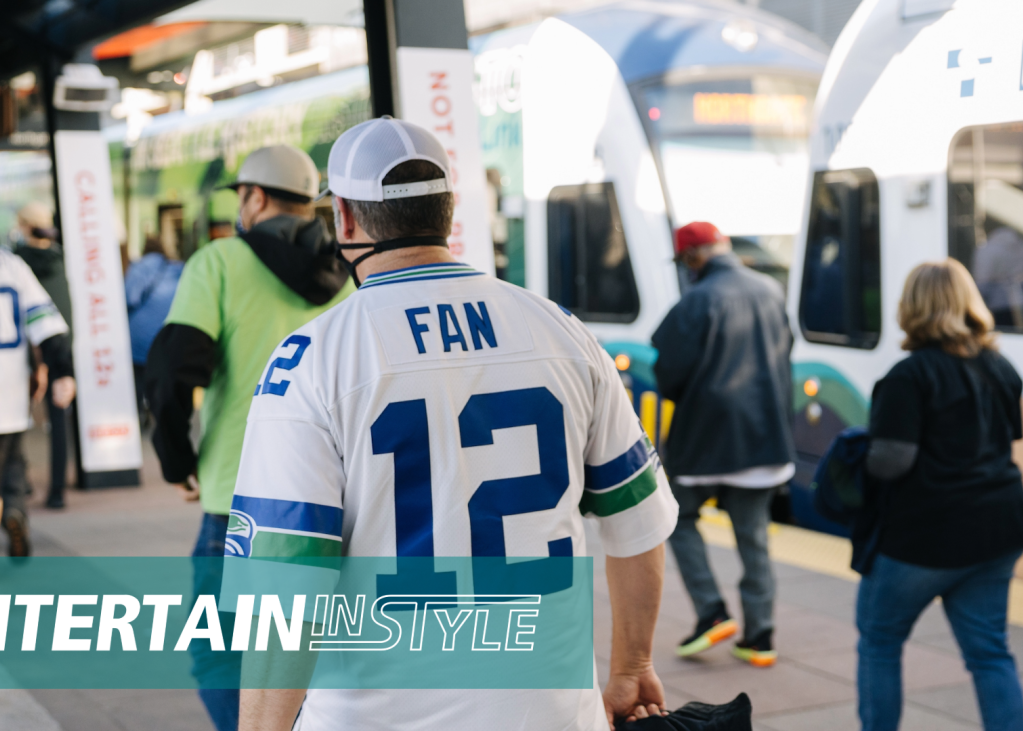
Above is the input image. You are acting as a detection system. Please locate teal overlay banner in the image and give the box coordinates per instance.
[0,557,593,690]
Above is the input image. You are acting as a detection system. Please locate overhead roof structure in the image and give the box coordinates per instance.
[157,0,363,26]
[1,0,197,77]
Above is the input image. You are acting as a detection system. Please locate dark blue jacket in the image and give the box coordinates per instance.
[125,253,183,365]
[652,254,795,477]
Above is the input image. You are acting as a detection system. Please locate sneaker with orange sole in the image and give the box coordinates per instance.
[676,611,738,658]
[732,631,777,667]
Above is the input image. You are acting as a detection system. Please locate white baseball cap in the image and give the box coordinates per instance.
[318,116,452,203]
[225,145,320,200]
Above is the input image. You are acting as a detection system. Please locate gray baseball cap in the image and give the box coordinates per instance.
[223,145,320,200]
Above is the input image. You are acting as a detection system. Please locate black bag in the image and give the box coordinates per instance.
[811,426,869,526]
[811,426,889,574]
[615,693,752,731]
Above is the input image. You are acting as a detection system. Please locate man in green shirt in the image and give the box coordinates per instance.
[144,144,354,731]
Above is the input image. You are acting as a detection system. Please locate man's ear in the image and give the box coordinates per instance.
[251,186,269,213]
[335,197,357,241]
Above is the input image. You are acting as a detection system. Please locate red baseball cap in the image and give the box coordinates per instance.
[674,221,728,259]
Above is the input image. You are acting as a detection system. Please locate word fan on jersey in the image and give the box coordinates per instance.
[231,261,678,731]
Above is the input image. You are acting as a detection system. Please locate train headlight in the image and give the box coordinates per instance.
[614,354,631,371]
[803,377,820,398]
[806,402,822,425]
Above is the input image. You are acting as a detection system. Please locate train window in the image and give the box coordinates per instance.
[799,169,881,349]
[949,123,1023,332]
[547,182,639,322]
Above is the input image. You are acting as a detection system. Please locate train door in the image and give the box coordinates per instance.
[947,123,1023,365]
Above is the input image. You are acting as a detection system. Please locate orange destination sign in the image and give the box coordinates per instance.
[692,93,808,130]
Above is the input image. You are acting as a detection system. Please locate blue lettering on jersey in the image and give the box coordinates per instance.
[405,306,431,354]
[0,287,22,349]
[261,334,311,396]
[405,302,500,356]
[464,302,497,350]
[438,304,468,352]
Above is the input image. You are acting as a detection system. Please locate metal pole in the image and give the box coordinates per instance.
[364,0,397,118]
[38,58,64,233]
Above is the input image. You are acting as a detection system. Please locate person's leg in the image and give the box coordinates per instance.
[721,486,776,643]
[0,432,14,516]
[45,385,68,508]
[857,554,946,731]
[0,432,32,556]
[191,513,240,731]
[668,483,728,622]
[941,552,1023,731]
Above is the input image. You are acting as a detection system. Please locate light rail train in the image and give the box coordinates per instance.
[472,1,825,446]
[788,0,1023,531]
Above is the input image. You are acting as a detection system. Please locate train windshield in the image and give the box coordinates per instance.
[635,74,817,285]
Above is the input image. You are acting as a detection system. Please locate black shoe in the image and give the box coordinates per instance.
[3,510,31,557]
[45,493,65,509]
[733,630,777,667]
[676,606,738,658]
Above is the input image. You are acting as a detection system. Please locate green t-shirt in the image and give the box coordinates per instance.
[166,236,355,515]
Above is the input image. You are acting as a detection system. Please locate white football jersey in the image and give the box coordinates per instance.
[232,261,678,731]
[0,249,69,434]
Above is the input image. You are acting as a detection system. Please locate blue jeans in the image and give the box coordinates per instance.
[668,484,776,640]
[191,512,240,731]
[857,551,1023,731]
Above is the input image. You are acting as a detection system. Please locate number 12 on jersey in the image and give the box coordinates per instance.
[372,387,573,597]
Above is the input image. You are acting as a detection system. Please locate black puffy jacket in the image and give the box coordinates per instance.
[652,254,794,478]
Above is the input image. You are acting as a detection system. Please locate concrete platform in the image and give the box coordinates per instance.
[4,423,1022,730]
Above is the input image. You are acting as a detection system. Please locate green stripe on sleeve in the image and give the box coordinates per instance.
[251,531,343,560]
[26,309,55,324]
[579,465,659,518]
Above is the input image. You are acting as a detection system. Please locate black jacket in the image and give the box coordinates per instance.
[15,244,73,340]
[145,215,347,483]
[652,254,794,478]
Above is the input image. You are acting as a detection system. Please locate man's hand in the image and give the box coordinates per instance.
[175,473,201,502]
[603,665,667,727]
[51,376,75,409]
[31,364,48,404]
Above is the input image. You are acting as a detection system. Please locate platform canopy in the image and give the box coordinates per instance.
[156,0,363,27]
[2,0,198,75]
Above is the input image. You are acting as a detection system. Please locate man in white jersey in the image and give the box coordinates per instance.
[0,249,76,555]
[231,117,679,730]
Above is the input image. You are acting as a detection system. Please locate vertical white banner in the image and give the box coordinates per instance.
[54,131,143,475]
[396,46,496,275]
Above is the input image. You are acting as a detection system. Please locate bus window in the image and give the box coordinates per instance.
[547,182,639,323]
[799,169,881,349]
[949,123,1023,331]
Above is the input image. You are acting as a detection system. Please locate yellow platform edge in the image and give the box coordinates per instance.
[697,509,1023,627]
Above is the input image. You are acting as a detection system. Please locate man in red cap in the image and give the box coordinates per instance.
[652,221,794,668]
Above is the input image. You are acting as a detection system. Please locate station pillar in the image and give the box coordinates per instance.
[364,0,495,275]
[42,64,143,489]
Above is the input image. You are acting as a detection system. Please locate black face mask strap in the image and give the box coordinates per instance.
[336,236,449,288]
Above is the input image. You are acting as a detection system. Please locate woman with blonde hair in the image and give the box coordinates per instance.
[858,259,1023,731]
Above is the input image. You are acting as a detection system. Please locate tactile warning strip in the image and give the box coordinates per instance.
[698,507,1023,626]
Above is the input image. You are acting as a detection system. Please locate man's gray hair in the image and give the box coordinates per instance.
[336,160,454,242]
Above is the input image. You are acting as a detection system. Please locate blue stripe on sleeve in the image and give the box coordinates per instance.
[584,437,650,492]
[230,494,343,536]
